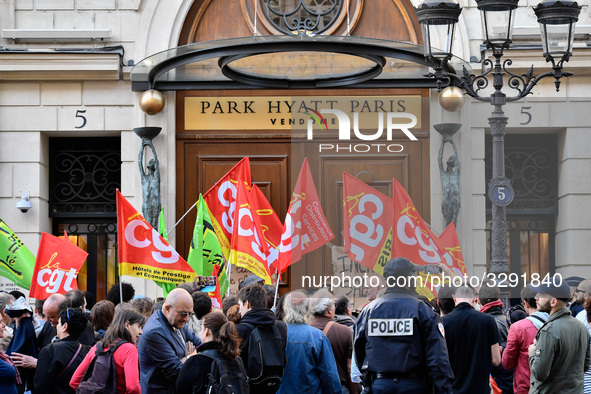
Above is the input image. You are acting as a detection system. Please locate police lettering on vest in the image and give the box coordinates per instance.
[367,318,413,336]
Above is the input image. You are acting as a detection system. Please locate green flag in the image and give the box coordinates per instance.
[0,218,35,289]
[188,195,229,296]
[156,207,176,297]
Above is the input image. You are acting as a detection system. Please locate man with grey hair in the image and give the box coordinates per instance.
[0,291,15,352]
[278,291,342,393]
[309,290,356,394]
[443,285,501,394]
[139,288,202,394]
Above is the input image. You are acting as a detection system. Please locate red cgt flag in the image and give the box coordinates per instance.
[438,222,467,277]
[277,158,334,273]
[29,232,88,299]
[392,179,449,299]
[250,184,283,274]
[203,157,252,260]
[117,190,197,284]
[229,181,272,284]
[342,172,392,276]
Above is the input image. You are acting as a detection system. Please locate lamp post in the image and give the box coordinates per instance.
[415,0,581,277]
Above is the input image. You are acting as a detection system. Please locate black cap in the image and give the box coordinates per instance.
[383,257,424,279]
[529,280,571,301]
[563,276,585,287]
[239,274,264,290]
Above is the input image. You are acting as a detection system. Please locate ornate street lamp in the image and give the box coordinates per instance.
[415,0,581,277]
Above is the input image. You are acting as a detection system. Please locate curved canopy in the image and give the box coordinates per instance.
[131,35,470,91]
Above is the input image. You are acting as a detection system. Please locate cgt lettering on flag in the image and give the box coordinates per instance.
[342,172,392,275]
[204,157,251,260]
[35,253,78,294]
[117,190,196,285]
[29,232,88,299]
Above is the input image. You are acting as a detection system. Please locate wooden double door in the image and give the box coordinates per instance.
[176,89,431,291]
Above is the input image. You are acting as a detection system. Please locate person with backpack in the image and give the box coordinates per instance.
[501,287,548,394]
[70,306,146,394]
[177,311,248,394]
[236,284,287,394]
[34,308,90,394]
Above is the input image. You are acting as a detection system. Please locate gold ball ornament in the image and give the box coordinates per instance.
[139,90,165,115]
[439,86,465,112]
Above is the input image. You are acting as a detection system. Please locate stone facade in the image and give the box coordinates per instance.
[1,0,590,297]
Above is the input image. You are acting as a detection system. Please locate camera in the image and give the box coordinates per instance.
[193,275,218,292]
[16,193,32,213]
[423,265,442,274]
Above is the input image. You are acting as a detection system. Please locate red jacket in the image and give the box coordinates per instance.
[501,318,538,394]
[70,342,141,394]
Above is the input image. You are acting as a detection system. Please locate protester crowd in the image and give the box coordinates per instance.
[0,264,590,394]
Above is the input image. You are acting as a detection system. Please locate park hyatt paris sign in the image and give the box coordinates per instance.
[184,96,422,132]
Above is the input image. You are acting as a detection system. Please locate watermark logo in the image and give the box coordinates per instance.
[303,108,417,153]
[303,106,328,132]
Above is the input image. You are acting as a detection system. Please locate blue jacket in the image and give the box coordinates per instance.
[138,310,201,394]
[277,323,342,394]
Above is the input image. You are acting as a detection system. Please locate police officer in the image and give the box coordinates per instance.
[353,257,453,393]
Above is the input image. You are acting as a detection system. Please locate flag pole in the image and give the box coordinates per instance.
[168,201,197,235]
[225,260,232,297]
[272,269,280,310]
[119,276,123,304]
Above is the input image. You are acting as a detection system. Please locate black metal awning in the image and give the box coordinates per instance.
[130,35,470,91]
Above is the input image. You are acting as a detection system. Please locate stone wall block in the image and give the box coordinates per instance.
[0,132,41,162]
[13,163,42,197]
[77,0,116,10]
[121,130,138,162]
[556,194,591,232]
[0,83,40,106]
[41,83,82,106]
[15,0,34,11]
[83,81,133,105]
[35,0,75,10]
[57,106,104,130]
[95,11,121,40]
[54,11,95,29]
[0,164,14,197]
[471,194,486,229]
[558,159,591,195]
[561,128,591,160]
[0,108,57,131]
[555,230,591,269]
[14,11,53,29]
[105,106,134,130]
[118,0,141,11]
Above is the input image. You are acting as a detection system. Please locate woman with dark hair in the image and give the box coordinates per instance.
[34,308,90,394]
[176,311,245,394]
[70,307,146,394]
[89,300,115,339]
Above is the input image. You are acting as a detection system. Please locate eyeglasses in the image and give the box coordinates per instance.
[171,306,194,319]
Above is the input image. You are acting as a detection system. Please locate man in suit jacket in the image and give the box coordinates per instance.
[139,288,202,394]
